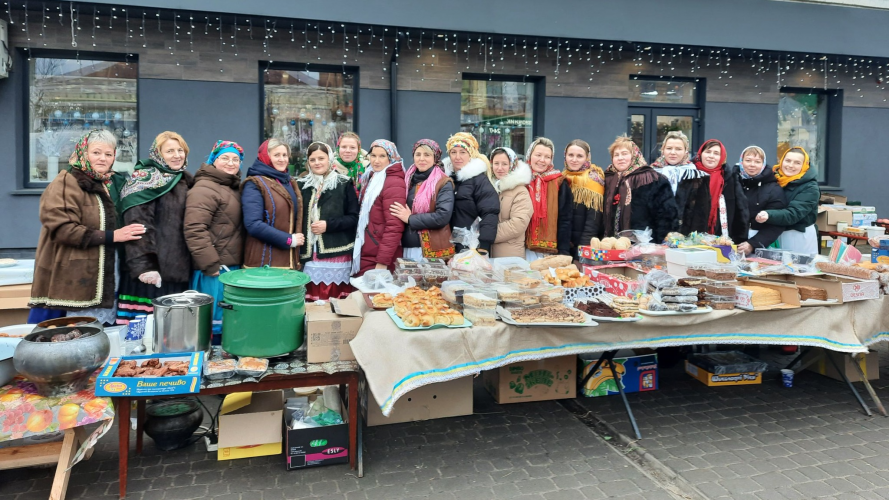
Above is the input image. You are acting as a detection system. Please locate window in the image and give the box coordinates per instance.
[778,90,829,183]
[263,66,357,174]
[629,78,697,105]
[461,76,540,158]
[27,55,138,186]
[628,77,702,161]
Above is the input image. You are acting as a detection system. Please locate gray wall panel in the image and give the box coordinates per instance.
[139,79,260,167]
[543,97,627,167]
[704,102,779,165]
[357,88,391,144]
[841,107,889,216]
[395,91,461,156]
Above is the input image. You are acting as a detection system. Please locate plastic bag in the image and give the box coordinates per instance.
[621,228,667,260]
[291,387,344,428]
[363,269,394,290]
[449,221,493,272]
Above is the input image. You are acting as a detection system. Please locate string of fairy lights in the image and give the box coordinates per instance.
[2,1,888,100]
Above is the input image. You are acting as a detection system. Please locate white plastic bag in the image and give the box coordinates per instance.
[449,221,493,272]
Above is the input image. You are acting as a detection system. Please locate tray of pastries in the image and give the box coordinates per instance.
[496,304,597,327]
[387,286,469,330]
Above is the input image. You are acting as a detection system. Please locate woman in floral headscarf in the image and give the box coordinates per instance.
[28,130,145,325]
[602,136,677,243]
[391,139,455,261]
[332,132,370,194]
[116,131,195,324]
[524,137,573,260]
[490,146,532,258]
[444,132,500,254]
[353,139,407,276]
[562,139,605,257]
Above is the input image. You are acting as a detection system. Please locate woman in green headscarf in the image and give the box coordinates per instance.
[116,130,195,324]
[331,132,369,195]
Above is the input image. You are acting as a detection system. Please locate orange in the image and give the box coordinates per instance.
[25,410,53,433]
[58,404,81,429]
[83,398,108,417]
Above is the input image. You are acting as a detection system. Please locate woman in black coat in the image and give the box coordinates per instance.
[736,146,787,255]
[562,139,605,258]
[444,132,500,254]
[691,139,749,244]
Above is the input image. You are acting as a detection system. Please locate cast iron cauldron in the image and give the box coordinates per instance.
[13,326,109,397]
[144,400,203,451]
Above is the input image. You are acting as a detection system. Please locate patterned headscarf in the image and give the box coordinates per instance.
[335,133,366,189]
[446,132,491,172]
[607,141,647,177]
[411,139,443,169]
[693,139,727,233]
[119,134,188,214]
[368,139,402,165]
[525,138,562,230]
[406,139,447,214]
[68,131,115,184]
[207,140,244,165]
[738,146,768,180]
[490,146,518,172]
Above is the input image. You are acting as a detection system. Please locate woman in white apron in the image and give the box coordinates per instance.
[754,147,820,255]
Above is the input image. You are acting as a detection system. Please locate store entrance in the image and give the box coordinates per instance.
[628,107,699,163]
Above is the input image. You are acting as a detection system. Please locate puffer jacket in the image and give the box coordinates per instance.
[357,162,407,275]
[737,164,787,249]
[764,166,820,232]
[184,163,244,275]
[444,158,500,253]
[402,167,455,249]
[492,161,533,258]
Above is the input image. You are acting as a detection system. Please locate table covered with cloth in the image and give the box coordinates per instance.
[351,297,889,416]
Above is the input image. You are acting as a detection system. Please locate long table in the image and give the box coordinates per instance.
[352,297,889,419]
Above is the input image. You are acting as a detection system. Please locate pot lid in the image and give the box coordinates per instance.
[218,266,311,289]
[152,290,215,308]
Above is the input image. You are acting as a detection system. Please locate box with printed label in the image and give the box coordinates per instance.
[734,278,801,311]
[218,391,284,461]
[582,264,645,297]
[305,293,369,363]
[852,213,878,228]
[95,352,203,397]
[578,246,635,263]
[580,351,658,397]
[685,360,762,387]
[365,376,473,426]
[872,247,889,264]
[285,395,349,469]
[816,208,854,232]
[484,355,576,404]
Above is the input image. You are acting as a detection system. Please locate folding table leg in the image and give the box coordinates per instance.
[579,351,612,388]
[827,353,872,416]
[605,357,642,440]
[784,347,811,372]
[848,354,887,417]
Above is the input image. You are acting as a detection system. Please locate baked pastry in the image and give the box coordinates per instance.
[574,300,619,318]
[463,292,498,309]
[529,255,573,271]
[611,297,640,318]
[237,357,268,372]
[508,304,587,324]
[739,286,782,308]
[614,237,632,250]
[798,285,828,301]
[599,237,616,250]
[372,293,394,308]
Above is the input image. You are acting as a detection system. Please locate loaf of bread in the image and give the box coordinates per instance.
[530,255,573,271]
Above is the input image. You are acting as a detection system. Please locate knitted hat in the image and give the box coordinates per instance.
[207,140,244,165]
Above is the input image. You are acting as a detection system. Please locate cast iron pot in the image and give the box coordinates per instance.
[144,400,203,451]
[32,316,102,334]
[13,326,109,397]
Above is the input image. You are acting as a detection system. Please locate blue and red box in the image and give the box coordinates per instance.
[579,351,658,397]
[94,351,203,397]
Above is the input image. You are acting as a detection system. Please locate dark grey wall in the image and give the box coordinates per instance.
[704,102,779,165]
[544,97,627,167]
[395,91,461,156]
[841,107,889,216]
[90,0,889,59]
[357,88,391,144]
[138,79,260,167]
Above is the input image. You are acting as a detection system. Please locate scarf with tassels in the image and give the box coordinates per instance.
[774,147,811,188]
[562,151,605,211]
[693,139,727,234]
[603,143,656,236]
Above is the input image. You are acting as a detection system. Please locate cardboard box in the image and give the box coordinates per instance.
[803,348,879,383]
[0,284,30,328]
[0,310,29,329]
[665,247,718,278]
[366,376,473,426]
[582,264,645,297]
[873,247,889,264]
[735,278,801,311]
[484,355,576,404]
[94,352,203,397]
[816,207,854,232]
[578,246,635,262]
[580,350,658,397]
[305,293,368,363]
[685,360,762,387]
[770,274,880,304]
[852,213,878,228]
[284,392,349,469]
[218,391,284,461]
[820,193,847,205]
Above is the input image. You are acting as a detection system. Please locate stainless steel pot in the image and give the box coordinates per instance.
[151,290,213,353]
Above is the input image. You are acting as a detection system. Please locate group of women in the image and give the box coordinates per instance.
[27,127,821,339]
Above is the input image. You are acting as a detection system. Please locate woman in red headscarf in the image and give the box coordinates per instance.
[691,139,749,243]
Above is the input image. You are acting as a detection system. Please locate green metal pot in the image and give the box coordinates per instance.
[218,266,311,357]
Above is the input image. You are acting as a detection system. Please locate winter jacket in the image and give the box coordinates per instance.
[492,162,533,259]
[241,160,303,269]
[764,167,820,233]
[712,165,750,244]
[29,169,119,310]
[357,163,407,276]
[444,158,501,254]
[568,199,603,259]
[184,163,244,276]
[123,171,194,284]
[738,165,787,250]
[602,167,678,243]
[652,164,711,236]
[402,168,455,250]
[298,175,360,261]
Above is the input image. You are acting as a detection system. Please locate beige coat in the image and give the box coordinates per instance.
[492,161,533,258]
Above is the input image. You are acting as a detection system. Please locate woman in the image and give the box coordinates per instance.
[649,131,711,236]
[28,130,144,324]
[184,140,245,341]
[562,139,605,257]
[444,132,500,254]
[332,132,369,194]
[391,140,455,261]
[296,142,359,301]
[735,146,787,255]
[490,147,532,258]
[117,131,195,323]
[242,139,303,269]
[352,140,407,276]
[602,136,677,243]
[692,139,749,243]
[755,147,820,255]
[524,137,573,260]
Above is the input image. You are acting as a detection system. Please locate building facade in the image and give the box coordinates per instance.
[2,0,888,251]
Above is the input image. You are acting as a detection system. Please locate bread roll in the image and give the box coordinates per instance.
[589,237,601,250]
[530,255,573,271]
[599,237,616,250]
[615,237,632,250]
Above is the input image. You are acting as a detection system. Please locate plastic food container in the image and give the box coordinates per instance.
[421,266,450,287]
[538,285,565,304]
[705,266,739,281]
[704,281,738,297]
[686,264,711,277]
[706,294,736,310]
[462,288,499,310]
[441,280,471,304]
[492,284,521,302]
[204,359,237,380]
[236,357,269,378]
[463,306,497,326]
[395,258,420,268]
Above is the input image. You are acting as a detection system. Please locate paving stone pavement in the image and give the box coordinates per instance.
[575,343,889,500]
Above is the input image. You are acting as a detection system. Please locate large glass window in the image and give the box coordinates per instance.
[778,91,829,183]
[263,68,356,174]
[28,57,138,185]
[629,78,697,104]
[461,79,535,158]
